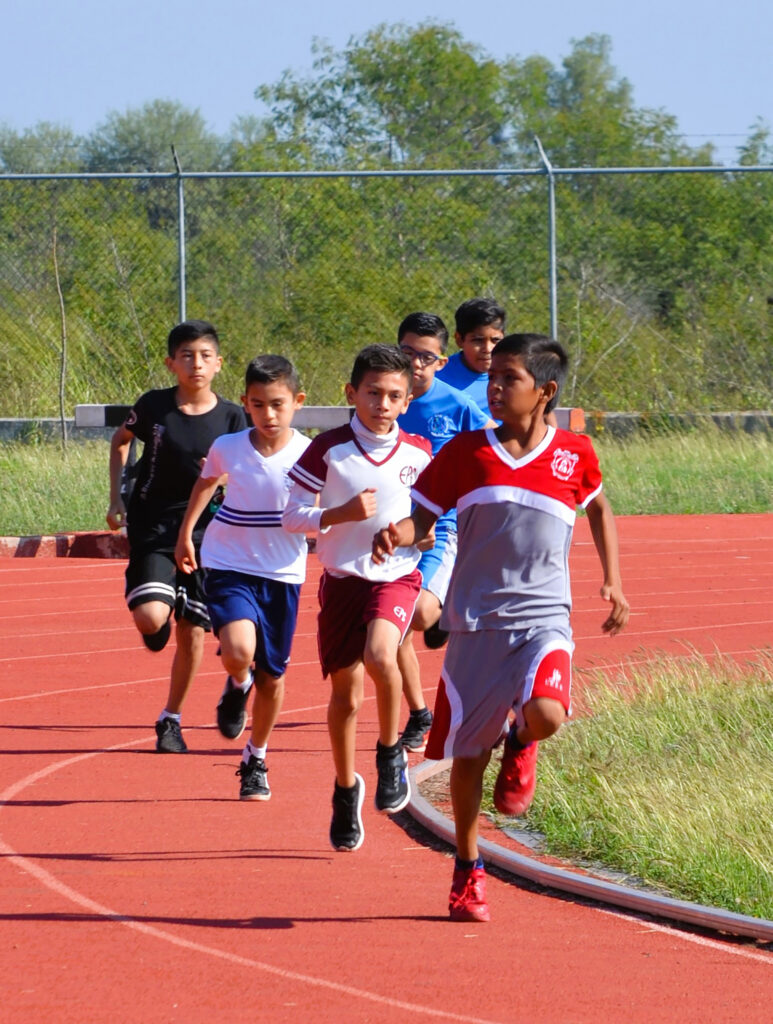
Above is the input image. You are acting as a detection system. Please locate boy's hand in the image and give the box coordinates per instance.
[175,537,197,575]
[342,488,378,522]
[416,523,436,552]
[106,498,126,531]
[600,584,629,635]
[372,522,400,564]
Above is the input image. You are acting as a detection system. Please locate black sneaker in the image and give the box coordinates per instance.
[216,675,253,740]
[143,619,171,652]
[423,622,449,650]
[155,717,187,753]
[374,741,410,813]
[399,708,433,753]
[330,774,365,851]
[236,755,271,801]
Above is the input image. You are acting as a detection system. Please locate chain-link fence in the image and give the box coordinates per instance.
[1,163,771,418]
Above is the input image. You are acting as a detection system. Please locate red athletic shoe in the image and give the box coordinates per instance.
[449,866,490,922]
[493,739,538,816]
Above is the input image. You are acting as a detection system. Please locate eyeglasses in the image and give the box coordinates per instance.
[399,345,443,368]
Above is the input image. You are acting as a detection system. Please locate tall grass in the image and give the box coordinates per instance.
[595,430,773,515]
[1,427,771,536]
[483,655,773,919]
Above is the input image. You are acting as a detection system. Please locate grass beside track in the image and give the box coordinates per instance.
[482,655,773,920]
[2,428,772,536]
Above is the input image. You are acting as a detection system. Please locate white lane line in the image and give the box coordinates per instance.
[0,742,505,1024]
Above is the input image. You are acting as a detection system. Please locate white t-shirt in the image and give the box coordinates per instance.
[283,415,432,581]
[200,427,311,582]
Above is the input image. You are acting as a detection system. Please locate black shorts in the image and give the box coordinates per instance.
[125,546,211,630]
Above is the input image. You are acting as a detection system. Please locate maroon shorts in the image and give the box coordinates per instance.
[317,569,422,677]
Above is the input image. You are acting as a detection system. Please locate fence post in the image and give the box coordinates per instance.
[534,136,558,340]
[171,146,187,322]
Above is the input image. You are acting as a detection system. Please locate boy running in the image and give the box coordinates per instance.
[395,312,492,752]
[437,297,506,416]
[282,344,431,852]
[373,333,629,921]
[106,320,245,753]
[175,356,309,800]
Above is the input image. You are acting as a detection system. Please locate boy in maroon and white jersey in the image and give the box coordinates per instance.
[283,344,431,852]
[373,333,629,922]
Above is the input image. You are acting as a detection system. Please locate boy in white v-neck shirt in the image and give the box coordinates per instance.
[175,355,309,801]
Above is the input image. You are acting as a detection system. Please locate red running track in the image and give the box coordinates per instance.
[1,514,771,1023]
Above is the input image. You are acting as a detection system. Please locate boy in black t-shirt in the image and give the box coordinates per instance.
[107,320,245,752]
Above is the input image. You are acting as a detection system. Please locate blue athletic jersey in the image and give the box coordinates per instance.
[398,377,489,456]
[399,377,489,537]
[436,352,491,416]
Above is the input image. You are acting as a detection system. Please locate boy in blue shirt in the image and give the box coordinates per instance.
[396,312,493,751]
[436,297,506,416]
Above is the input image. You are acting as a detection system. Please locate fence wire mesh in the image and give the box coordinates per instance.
[1,166,771,418]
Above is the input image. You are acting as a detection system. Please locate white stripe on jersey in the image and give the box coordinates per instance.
[456,484,577,526]
[290,462,324,493]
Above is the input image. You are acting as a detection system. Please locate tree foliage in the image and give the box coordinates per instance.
[1,24,771,417]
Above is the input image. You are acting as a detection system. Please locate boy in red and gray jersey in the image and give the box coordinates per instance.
[373,333,629,922]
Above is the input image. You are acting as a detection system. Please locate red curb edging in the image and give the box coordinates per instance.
[0,530,317,558]
[0,531,129,558]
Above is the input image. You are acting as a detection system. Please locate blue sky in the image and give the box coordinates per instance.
[5,0,771,163]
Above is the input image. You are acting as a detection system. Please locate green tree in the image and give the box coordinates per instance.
[0,122,84,172]
[83,99,223,172]
[256,22,510,168]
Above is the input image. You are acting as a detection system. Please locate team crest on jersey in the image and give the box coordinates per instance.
[551,448,579,481]
[427,414,456,440]
[399,465,419,486]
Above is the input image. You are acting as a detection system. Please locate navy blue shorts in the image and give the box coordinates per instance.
[203,569,301,678]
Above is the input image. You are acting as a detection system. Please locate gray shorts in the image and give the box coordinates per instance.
[426,626,574,759]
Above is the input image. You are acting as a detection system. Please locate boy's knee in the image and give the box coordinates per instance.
[221,641,255,673]
[363,646,398,683]
[330,689,362,716]
[410,590,441,632]
[523,696,566,740]
[132,602,170,635]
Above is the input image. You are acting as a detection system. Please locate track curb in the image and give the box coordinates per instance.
[407,759,773,943]
[0,531,129,558]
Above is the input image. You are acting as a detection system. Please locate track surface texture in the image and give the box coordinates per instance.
[1,514,771,1023]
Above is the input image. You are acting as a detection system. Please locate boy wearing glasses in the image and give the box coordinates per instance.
[395,312,493,752]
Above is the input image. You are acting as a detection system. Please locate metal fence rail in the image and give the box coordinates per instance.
[2,154,772,420]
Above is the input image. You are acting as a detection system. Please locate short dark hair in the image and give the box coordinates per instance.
[167,319,219,357]
[350,344,413,390]
[455,297,506,337]
[245,354,300,394]
[492,333,568,414]
[397,312,449,352]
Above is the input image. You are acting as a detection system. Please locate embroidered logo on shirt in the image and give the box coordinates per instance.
[544,669,563,690]
[551,448,579,481]
[427,414,456,439]
[399,465,420,486]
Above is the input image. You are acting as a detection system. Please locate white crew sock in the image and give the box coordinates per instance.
[243,740,267,763]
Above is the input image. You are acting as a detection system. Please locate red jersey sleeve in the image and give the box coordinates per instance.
[574,434,603,508]
[410,431,471,516]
